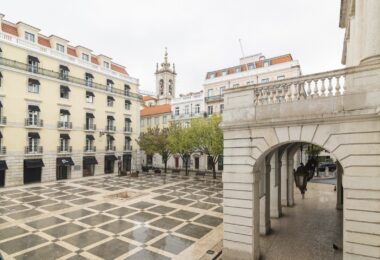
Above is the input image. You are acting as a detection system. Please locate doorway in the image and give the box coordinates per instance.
[104,155,117,174]
[175,157,179,168]
[123,154,132,172]
[194,157,200,170]
[83,156,97,177]
[24,159,44,184]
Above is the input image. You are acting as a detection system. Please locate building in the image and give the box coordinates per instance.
[203,53,302,115]
[171,91,205,127]
[0,14,140,187]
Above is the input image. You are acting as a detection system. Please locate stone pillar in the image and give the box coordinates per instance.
[360,0,380,64]
[260,161,271,235]
[336,163,343,210]
[287,152,295,207]
[281,149,288,206]
[270,150,281,218]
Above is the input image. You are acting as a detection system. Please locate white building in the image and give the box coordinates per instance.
[171,91,205,127]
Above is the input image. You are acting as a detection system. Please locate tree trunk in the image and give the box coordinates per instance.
[164,160,167,173]
[212,163,216,179]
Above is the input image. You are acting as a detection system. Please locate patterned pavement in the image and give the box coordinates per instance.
[0,174,223,260]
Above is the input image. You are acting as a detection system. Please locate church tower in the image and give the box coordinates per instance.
[155,48,176,105]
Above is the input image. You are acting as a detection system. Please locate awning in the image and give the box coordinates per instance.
[60,85,70,92]
[124,84,130,89]
[125,136,131,141]
[0,101,3,108]
[125,100,131,104]
[86,112,95,118]
[24,159,44,168]
[60,109,70,115]
[59,65,70,72]
[28,132,40,139]
[107,115,115,120]
[125,118,131,122]
[107,96,115,101]
[0,72,2,78]
[86,91,95,97]
[56,157,74,166]
[107,79,114,85]
[83,156,98,165]
[0,131,2,138]
[28,105,40,112]
[107,135,115,141]
[28,78,40,85]
[60,133,70,139]
[28,55,40,63]
[85,72,94,79]
[86,135,95,140]
[0,160,8,170]
[105,155,118,161]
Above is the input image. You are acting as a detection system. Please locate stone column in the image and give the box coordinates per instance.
[281,149,288,206]
[260,161,271,235]
[360,0,380,64]
[336,163,343,210]
[287,152,295,206]
[270,150,282,218]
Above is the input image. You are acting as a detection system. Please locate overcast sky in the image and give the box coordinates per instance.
[2,0,344,95]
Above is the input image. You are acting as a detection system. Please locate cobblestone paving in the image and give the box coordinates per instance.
[0,174,223,260]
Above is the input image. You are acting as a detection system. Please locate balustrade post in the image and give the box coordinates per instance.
[327,77,333,96]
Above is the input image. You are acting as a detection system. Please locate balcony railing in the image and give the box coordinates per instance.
[57,146,72,153]
[0,56,141,99]
[106,125,116,132]
[25,118,43,127]
[84,146,96,153]
[124,145,132,151]
[105,146,116,152]
[205,94,224,102]
[124,126,132,133]
[25,146,43,154]
[0,147,6,155]
[84,124,96,131]
[57,121,72,129]
[0,117,6,125]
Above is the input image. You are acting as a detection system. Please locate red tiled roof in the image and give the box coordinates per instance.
[111,63,129,76]
[91,56,99,65]
[143,96,157,101]
[38,36,51,47]
[141,104,171,117]
[2,23,18,36]
[206,54,294,79]
[67,47,77,57]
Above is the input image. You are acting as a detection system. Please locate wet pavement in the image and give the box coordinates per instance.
[0,174,223,260]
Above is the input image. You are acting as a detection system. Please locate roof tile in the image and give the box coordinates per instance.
[141,104,171,117]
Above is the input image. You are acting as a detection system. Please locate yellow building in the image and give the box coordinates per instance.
[0,14,141,187]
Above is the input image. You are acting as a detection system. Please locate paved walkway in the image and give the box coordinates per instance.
[260,183,343,260]
[0,174,223,260]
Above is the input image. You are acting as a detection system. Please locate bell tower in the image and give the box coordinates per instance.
[155,47,176,105]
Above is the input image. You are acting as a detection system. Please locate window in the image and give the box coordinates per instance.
[59,109,70,128]
[208,105,213,115]
[261,78,269,83]
[85,113,95,129]
[154,117,159,125]
[208,89,213,97]
[86,135,94,150]
[235,67,241,73]
[277,75,285,80]
[221,70,227,76]
[107,115,114,130]
[125,136,131,150]
[184,105,189,115]
[107,96,114,107]
[0,71,2,87]
[147,118,151,126]
[263,60,270,67]
[106,79,113,92]
[24,32,35,42]
[220,104,224,114]
[86,91,94,103]
[82,53,89,62]
[163,115,167,124]
[103,61,110,69]
[106,135,114,150]
[85,73,93,86]
[175,107,180,116]
[60,86,70,99]
[124,84,130,96]
[28,133,40,153]
[232,83,240,88]
[28,55,39,73]
[209,73,215,79]
[28,106,40,126]
[125,100,131,110]
[59,134,70,152]
[195,104,200,114]
[28,79,40,93]
[140,118,144,126]
[124,118,131,131]
[220,87,225,95]
[248,64,255,70]
[59,65,69,80]
[56,43,65,53]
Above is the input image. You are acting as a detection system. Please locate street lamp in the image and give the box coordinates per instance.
[294,143,308,199]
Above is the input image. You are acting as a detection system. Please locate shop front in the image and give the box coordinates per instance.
[56,157,74,180]
[83,156,97,177]
[104,155,117,174]
[24,159,44,184]
[123,153,132,172]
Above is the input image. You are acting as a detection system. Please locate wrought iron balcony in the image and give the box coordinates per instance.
[57,121,72,129]
[83,146,96,153]
[84,124,96,131]
[0,117,7,126]
[25,118,43,127]
[205,94,224,102]
[0,147,6,155]
[57,146,72,153]
[105,146,116,152]
[124,145,132,151]
[25,146,43,154]
[106,125,116,132]
[124,126,132,133]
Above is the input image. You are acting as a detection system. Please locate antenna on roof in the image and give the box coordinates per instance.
[239,38,245,59]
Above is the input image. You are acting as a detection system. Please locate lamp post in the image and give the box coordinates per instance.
[294,143,308,199]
